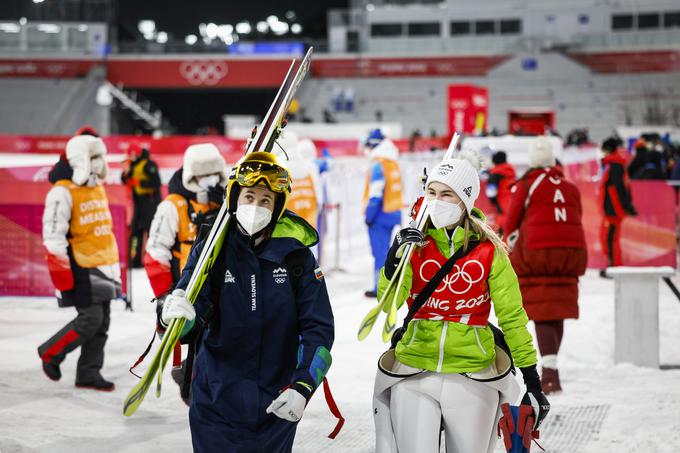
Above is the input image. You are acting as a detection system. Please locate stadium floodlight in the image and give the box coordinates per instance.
[77,24,88,32]
[217,24,233,41]
[271,21,289,36]
[291,23,302,34]
[19,17,27,25]
[285,10,296,20]
[32,0,45,4]
[138,20,155,37]
[185,34,197,45]
[235,21,251,34]
[366,3,375,11]
[256,21,268,33]
[156,31,168,43]
[206,22,218,39]
[266,15,279,25]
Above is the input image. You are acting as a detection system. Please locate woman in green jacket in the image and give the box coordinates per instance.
[376,157,549,453]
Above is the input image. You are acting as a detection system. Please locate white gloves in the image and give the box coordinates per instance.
[161,289,196,326]
[266,388,307,422]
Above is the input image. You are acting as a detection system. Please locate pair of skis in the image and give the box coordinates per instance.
[123,48,314,417]
[357,132,461,343]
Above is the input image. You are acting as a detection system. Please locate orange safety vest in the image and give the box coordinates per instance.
[131,158,155,196]
[288,174,319,229]
[166,194,220,272]
[363,157,403,213]
[55,180,119,268]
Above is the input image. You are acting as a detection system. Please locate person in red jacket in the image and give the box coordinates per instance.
[599,137,637,277]
[505,137,587,394]
[486,150,516,236]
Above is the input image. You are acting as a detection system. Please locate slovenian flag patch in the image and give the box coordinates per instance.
[314,267,324,281]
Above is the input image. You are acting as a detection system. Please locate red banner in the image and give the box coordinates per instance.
[0,134,447,160]
[312,55,509,78]
[0,59,98,78]
[481,180,676,269]
[568,50,680,74]
[107,57,295,89]
[447,84,488,135]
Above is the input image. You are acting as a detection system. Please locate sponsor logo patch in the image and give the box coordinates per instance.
[314,267,324,281]
[436,163,455,176]
[224,269,236,284]
[463,186,472,197]
[273,267,288,284]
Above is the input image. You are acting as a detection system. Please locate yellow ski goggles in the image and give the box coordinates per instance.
[233,156,290,193]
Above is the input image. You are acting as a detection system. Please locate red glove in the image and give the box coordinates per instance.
[144,252,173,297]
[45,251,74,291]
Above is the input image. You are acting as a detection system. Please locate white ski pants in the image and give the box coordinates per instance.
[390,367,500,453]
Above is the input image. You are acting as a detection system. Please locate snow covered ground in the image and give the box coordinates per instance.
[1,242,680,452]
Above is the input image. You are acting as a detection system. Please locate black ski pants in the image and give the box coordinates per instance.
[129,194,159,267]
[38,300,111,383]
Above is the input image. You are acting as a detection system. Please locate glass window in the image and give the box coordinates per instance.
[664,11,680,28]
[450,21,471,36]
[407,22,440,36]
[612,14,634,30]
[637,13,660,29]
[475,20,495,35]
[500,19,521,34]
[370,23,403,37]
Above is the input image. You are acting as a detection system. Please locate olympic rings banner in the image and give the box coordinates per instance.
[106,57,296,88]
[1,51,678,86]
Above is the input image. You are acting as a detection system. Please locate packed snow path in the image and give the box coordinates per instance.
[1,254,679,452]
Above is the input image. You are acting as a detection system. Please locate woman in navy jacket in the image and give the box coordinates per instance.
[161,152,335,453]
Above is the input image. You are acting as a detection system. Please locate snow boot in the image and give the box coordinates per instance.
[171,363,191,406]
[42,361,61,381]
[541,367,562,395]
[76,377,115,392]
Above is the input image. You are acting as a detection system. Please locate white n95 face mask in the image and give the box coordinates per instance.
[236,204,273,236]
[90,156,105,176]
[197,174,220,190]
[428,199,464,229]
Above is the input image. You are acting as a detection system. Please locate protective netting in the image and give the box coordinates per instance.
[0,203,129,297]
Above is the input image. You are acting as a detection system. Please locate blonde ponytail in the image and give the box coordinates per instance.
[463,214,509,255]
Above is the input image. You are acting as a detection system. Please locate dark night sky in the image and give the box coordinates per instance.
[1,0,348,40]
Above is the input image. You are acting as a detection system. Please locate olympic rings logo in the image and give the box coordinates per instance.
[179,60,228,86]
[419,259,485,294]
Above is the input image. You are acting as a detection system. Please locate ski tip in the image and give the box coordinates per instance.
[357,327,370,341]
[381,321,395,343]
[123,396,139,417]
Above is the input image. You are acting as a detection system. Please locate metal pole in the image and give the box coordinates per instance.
[332,203,345,272]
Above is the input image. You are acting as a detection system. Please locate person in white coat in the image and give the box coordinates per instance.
[38,134,121,391]
[143,143,227,402]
